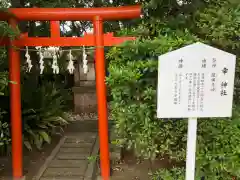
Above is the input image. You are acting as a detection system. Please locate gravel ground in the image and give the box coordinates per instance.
[65,104,112,121]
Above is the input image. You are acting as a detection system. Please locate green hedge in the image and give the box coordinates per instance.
[107,29,198,158]
[106,2,240,178]
[0,18,71,153]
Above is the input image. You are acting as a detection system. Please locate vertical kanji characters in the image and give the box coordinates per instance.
[201,58,206,68]
[199,73,205,111]
[178,73,183,104]
[173,73,178,104]
[178,59,183,68]
[220,66,228,96]
[220,81,228,96]
[192,73,197,111]
[210,73,216,91]
[222,67,228,75]
[196,73,201,111]
[187,73,193,111]
[212,58,216,68]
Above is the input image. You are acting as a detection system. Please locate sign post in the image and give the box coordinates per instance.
[157,42,236,180]
[186,117,197,180]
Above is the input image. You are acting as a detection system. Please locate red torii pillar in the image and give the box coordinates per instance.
[0,6,141,180]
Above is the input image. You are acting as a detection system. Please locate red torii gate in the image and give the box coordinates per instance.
[0,5,141,180]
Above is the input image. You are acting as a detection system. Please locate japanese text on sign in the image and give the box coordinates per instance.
[157,42,236,118]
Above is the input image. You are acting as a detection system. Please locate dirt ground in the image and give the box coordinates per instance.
[108,150,177,180]
[0,135,61,180]
[0,117,99,180]
[1,117,176,180]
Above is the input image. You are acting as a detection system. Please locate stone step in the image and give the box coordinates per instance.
[65,121,98,133]
[49,159,87,168]
[40,177,83,180]
[65,137,95,143]
[59,147,91,153]
[72,86,96,93]
[65,132,97,138]
[61,142,93,148]
[56,152,89,160]
[42,167,85,177]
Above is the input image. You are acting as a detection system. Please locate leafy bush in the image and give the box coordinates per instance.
[21,82,70,150]
[150,167,186,180]
[0,19,71,151]
[107,2,240,178]
[107,30,198,158]
[151,165,236,180]
[0,47,10,154]
[0,47,8,96]
[0,3,21,153]
[0,1,72,153]
[196,112,240,179]
[0,72,7,96]
[192,0,240,53]
[0,82,9,154]
[0,109,10,154]
[192,1,240,105]
[0,79,71,151]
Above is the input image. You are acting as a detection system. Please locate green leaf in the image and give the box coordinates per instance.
[39,131,51,144]
[24,141,32,151]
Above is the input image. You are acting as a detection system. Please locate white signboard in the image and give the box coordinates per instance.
[157,42,236,118]
[157,42,237,180]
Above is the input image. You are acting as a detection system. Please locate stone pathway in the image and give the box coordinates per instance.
[34,130,99,180]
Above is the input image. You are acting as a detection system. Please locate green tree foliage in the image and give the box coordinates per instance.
[0,0,13,150]
[21,82,70,150]
[150,168,187,180]
[0,0,71,153]
[107,0,240,179]
[107,30,198,158]
[0,0,240,179]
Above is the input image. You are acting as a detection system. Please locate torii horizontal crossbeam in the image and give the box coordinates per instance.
[0,32,135,47]
[0,5,141,21]
[1,5,142,180]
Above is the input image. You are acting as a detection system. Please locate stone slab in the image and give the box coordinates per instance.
[40,176,84,180]
[84,136,99,180]
[42,168,84,177]
[56,152,89,160]
[49,159,88,168]
[59,147,91,153]
[34,131,99,180]
[61,142,93,148]
[34,137,67,180]
[73,91,97,114]
[65,137,94,143]
[0,176,26,180]
[65,132,97,139]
